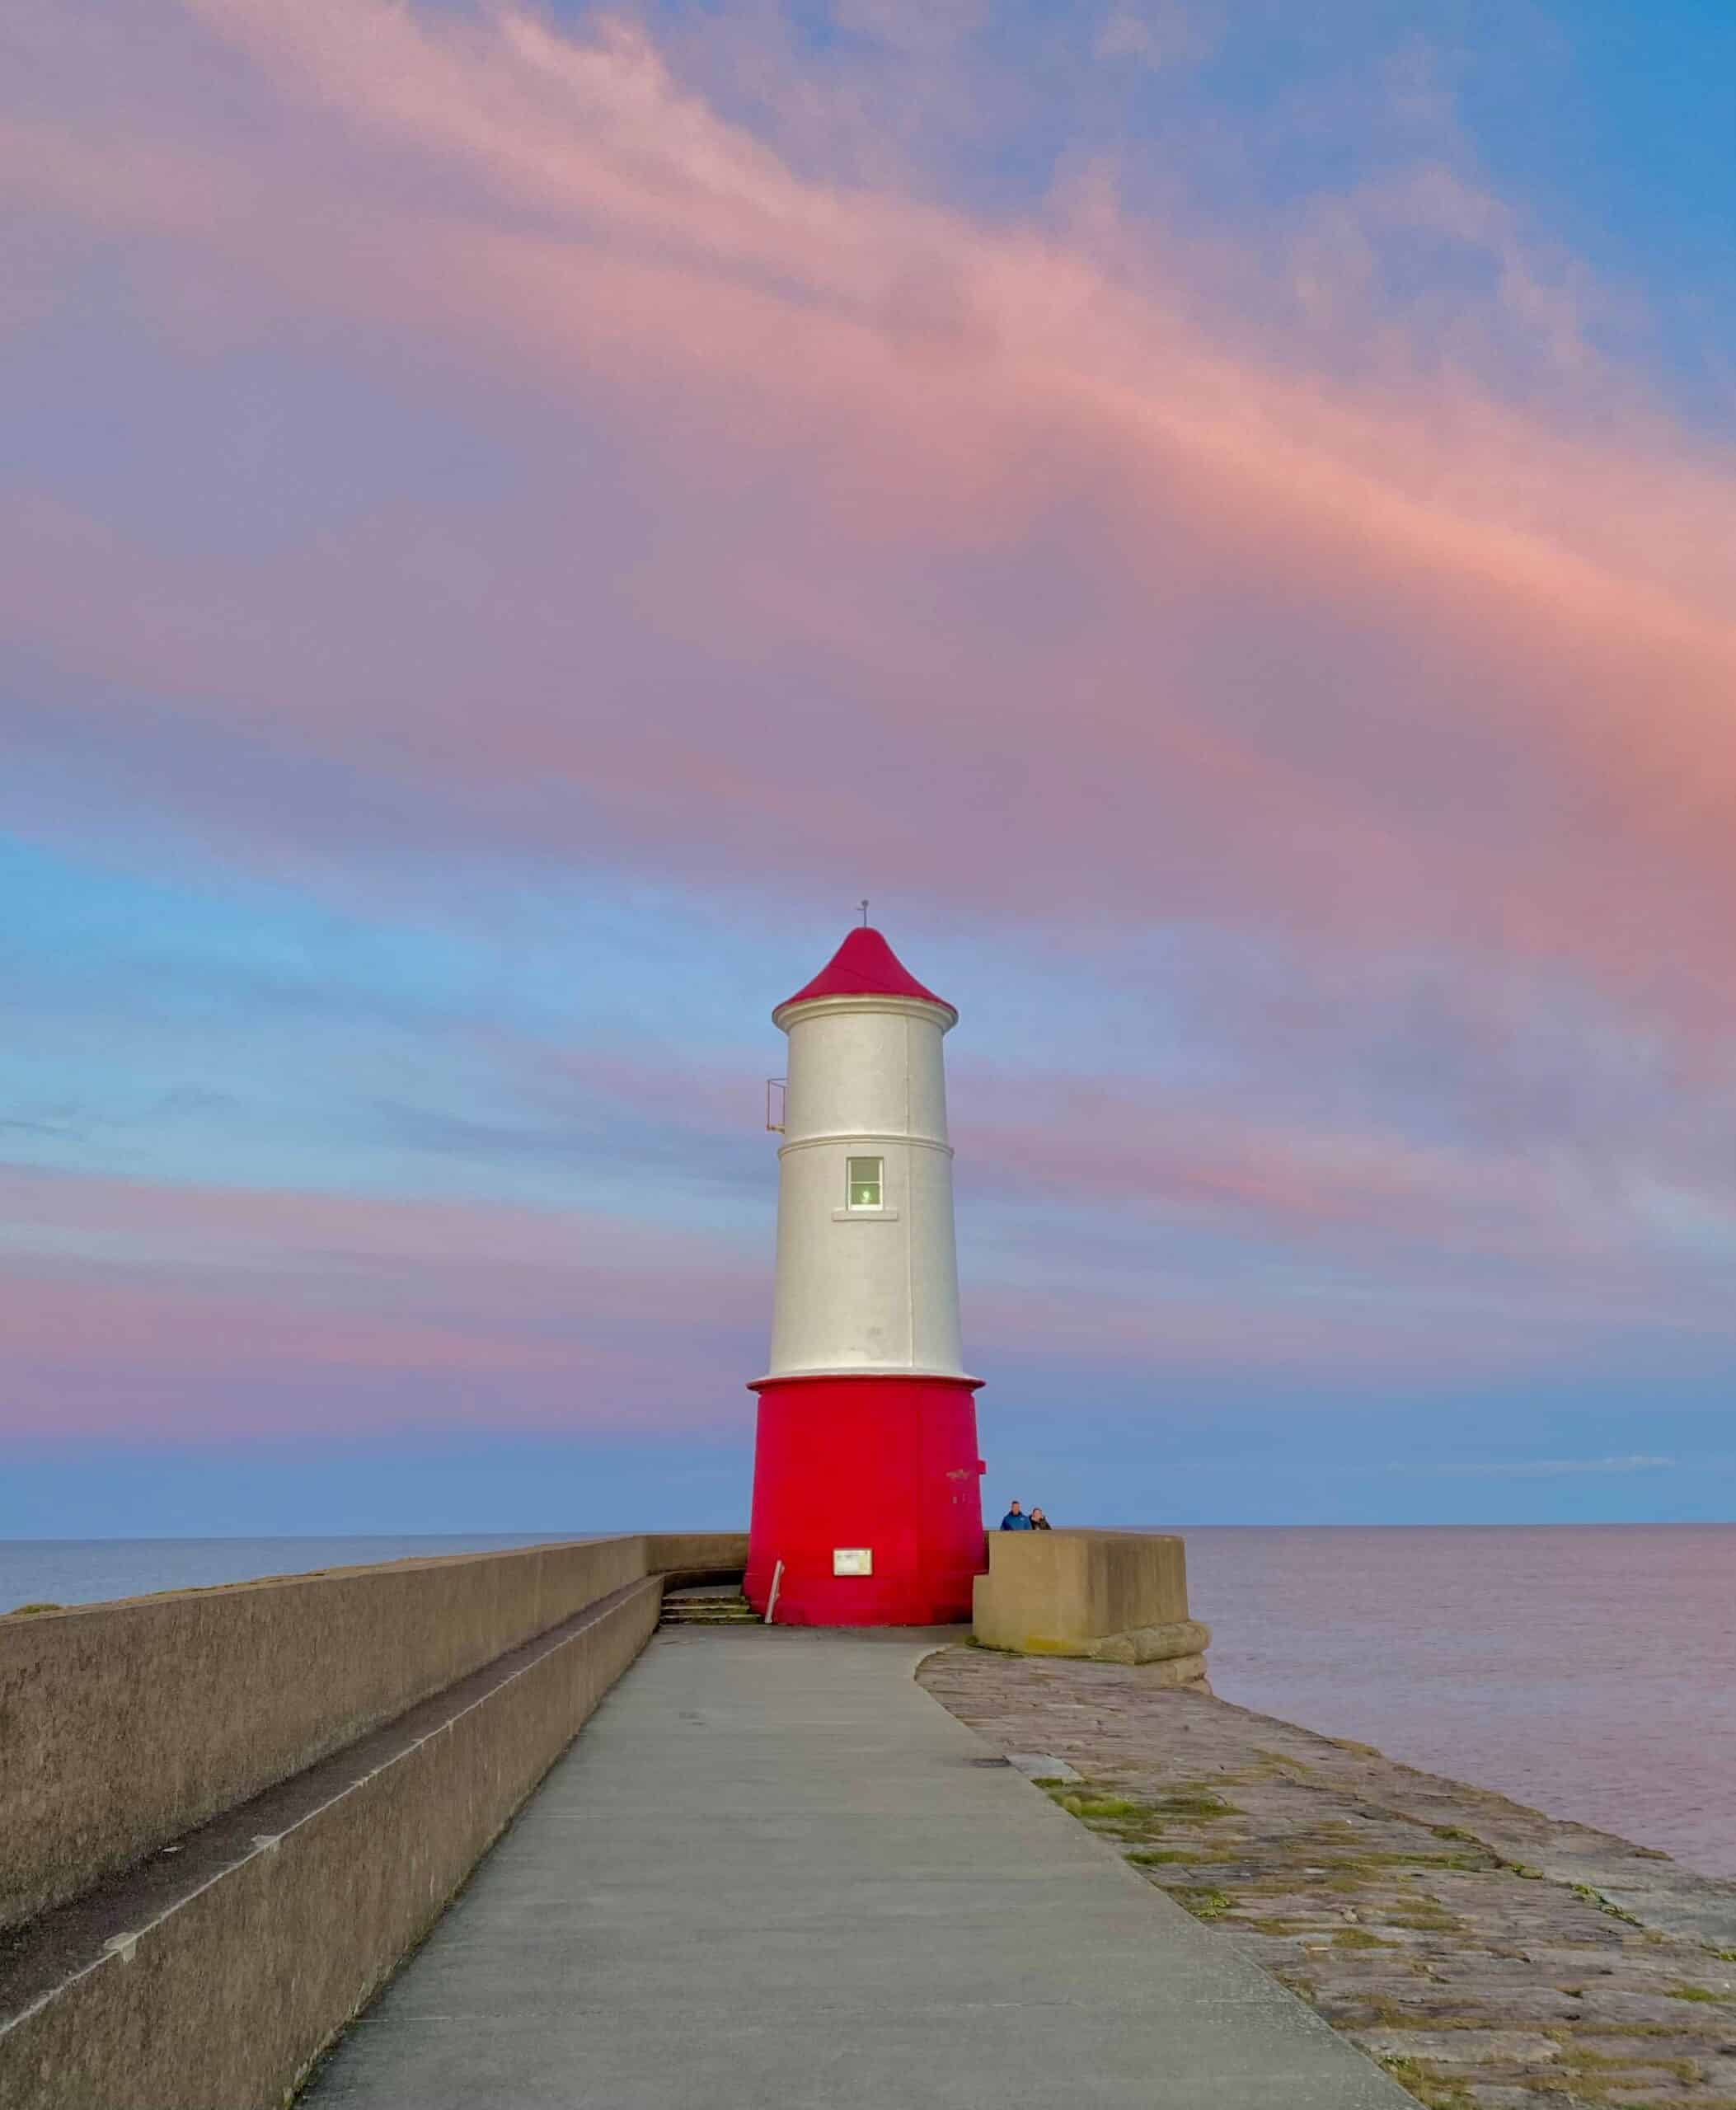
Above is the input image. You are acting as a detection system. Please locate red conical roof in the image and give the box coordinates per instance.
[777,926,955,1019]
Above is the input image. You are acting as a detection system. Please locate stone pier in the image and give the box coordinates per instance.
[14,1539,1728,2109]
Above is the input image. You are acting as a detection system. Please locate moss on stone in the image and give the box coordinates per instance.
[1554,2038,1700,2084]
[1566,1880,1644,1926]
[1327,1850,1490,1874]
[1059,1794,1143,1821]
[1376,2056,1476,2110]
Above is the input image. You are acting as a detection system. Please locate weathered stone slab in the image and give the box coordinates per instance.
[1358,2029,1563,2066]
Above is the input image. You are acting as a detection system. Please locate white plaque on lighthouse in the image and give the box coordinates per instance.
[832,1547,873,1577]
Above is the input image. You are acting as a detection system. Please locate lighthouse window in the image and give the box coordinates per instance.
[846,1157,884,1210]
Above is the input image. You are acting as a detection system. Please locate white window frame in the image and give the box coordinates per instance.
[844,1155,884,1212]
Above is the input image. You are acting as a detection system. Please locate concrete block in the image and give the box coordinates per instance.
[971,1531,1207,1679]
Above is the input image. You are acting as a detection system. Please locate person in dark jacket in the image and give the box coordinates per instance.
[999,1501,1032,1531]
[1029,1507,1052,1530]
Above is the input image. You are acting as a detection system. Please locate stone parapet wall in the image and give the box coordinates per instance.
[0,1576,667,2110]
[0,1532,746,1931]
[972,1530,1207,1680]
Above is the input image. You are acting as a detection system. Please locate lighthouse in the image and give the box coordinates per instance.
[744,922,986,1625]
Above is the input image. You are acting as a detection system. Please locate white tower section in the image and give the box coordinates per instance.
[762,987,972,1383]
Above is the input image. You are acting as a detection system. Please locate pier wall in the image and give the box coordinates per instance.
[0,1533,744,2110]
[2,1533,734,1929]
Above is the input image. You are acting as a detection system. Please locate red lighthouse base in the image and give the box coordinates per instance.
[744,1375,985,1625]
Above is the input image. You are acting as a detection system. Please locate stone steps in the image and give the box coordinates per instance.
[659,1592,759,1628]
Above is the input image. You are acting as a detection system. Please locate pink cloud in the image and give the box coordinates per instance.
[0,0,1732,1041]
[0,1162,763,1439]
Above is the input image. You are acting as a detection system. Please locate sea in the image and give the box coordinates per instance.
[1185,1526,1736,1880]
[4,1524,1732,1880]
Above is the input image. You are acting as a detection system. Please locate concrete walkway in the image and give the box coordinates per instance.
[304,1627,1413,2108]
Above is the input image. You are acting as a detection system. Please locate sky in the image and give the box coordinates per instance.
[4,0,1734,1535]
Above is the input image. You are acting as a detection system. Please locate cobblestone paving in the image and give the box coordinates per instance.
[918,1648,1736,2110]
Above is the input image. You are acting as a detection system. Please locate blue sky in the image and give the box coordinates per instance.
[3,0,1734,1534]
